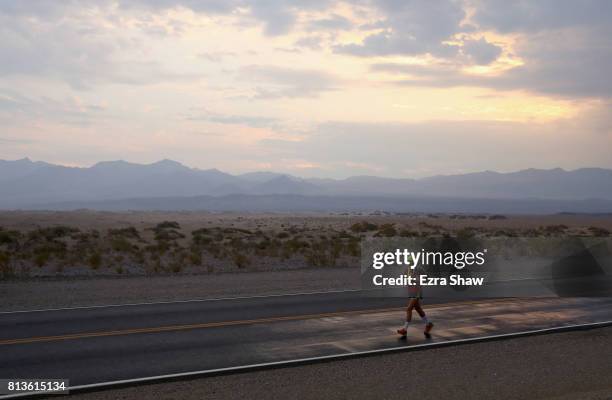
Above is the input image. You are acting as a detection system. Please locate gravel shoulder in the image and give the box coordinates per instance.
[70,326,612,400]
[0,267,359,311]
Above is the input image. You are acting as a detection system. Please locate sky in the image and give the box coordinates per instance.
[1,0,611,178]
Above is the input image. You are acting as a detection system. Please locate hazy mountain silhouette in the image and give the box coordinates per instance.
[1,158,612,212]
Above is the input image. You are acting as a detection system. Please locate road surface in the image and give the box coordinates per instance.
[1,292,612,396]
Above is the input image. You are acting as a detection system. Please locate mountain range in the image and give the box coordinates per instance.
[1,158,612,213]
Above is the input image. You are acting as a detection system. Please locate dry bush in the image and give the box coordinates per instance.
[588,226,610,237]
[349,221,378,233]
[375,223,397,237]
[88,252,102,270]
[108,227,141,240]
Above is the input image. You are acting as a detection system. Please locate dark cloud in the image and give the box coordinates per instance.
[472,0,612,33]
[469,0,612,98]
[372,28,612,99]
[334,0,465,57]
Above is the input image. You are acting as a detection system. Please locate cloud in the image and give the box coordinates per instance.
[373,31,612,99]
[461,38,502,65]
[184,109,279,129]
[0,137,34,144]
[307,14,353,31]
[334,0,465,58]
[0,5,205,89]
[470,0,612,98]
[0,89,106,125]
[294,36,323,50]
[259,109,612,177]
[121,0,333,36]
[472,0,612,33]
[336,1,611,99]
[240,65,340,98]
[197,51,237,62]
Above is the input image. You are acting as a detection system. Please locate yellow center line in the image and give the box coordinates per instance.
[0,307,404,346]
[0,298,519,346]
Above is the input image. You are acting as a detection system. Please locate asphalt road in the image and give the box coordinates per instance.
[1,292,612,395]
[71,326,612,400]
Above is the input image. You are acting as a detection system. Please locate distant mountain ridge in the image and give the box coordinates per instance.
[1,158,612,211]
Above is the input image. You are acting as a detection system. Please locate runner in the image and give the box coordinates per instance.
[397,266,434,338]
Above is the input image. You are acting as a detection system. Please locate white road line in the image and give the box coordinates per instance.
[1,319,611,399]
[0,288,365,315]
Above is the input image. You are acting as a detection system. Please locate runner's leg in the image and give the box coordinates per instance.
[398,298,417,336]
[415,299,434,336]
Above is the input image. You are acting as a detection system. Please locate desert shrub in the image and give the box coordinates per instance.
[193,235,212,245]
[345,239,360,257]
[152,259,162,273]
[156,221,181,230]
[205,242,223,258]
[0,251,14,279]
[110,237,136,252]
[232,252,250,269]
[150,221,184,241]
[108,227,141,239]
[588,226,610,237]
[31,240,66,263]
[491,229,515,237]
[228,237,245,248]
[331,241,343,258]
[456,228,476,240]
[192,228,214,245]
[350,221,378,233]
[277,231,290,239]
[133,249,145,264]
[0,228,21,246]
[256,239,281,257]
[29,226,79,241]
[34,252,50,268]
[375,224,397,237]
[229,227,252,235]
[399,229,418,237]
[304,241,339,267]
[189,250,202,266]
[540,225,568,235]
[285,238,307,253]
[336,230,356,240]
[145,238,174,255]
[154,229,185,241]
[88,252,102,270]
[73,231,96,244]
[255,238,271,251]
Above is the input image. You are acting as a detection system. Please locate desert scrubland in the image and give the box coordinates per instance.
[1,210,611,310]
[1,211,610,280]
